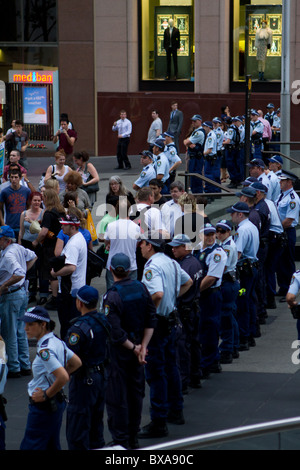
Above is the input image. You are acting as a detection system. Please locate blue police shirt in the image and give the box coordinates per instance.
[142,253,190,317]
[28,332,74,397]
[251,120,264,137]
[265,171,281,202]
[164,143,181,167]
[189,127,205,146]
[288,271,300,297]
[198,243,227,287]
[153,153,170,183]
[204,131,217,156]
[134,164,156,189]
[234,218,259,261]
[213,126,224,151]
[276,189,300,227]
[264,199,284,234]
[218,236,238,273]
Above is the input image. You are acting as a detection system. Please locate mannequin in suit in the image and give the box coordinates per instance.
[163,18,180,80]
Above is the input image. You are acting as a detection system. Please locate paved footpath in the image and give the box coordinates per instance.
[2,154,300,452]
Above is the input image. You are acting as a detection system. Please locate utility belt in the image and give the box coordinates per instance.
[200,286,221,299]
[75,362,106,384]
[156,310,180,336]
[268,231,287,247]
[189,152,203,160]
[225,144,239,151]
[29,390,67,413]
[237,259,258,277]
[291,305,300,320]
[178,299,199,321]
[0,395,7,422]
[222,271,238,284]
[259,237,269,249]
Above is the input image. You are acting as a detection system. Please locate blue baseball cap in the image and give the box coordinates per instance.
[267,103,275,109]
[0,225,15,239]
[202,121,213,129]
[153,138,165,150]
[251,109,259,116]
[216,220,233,231]
[162,131,174,139]
[19,307,51,323]
[168,234,192,247]
[226,202,250,214]
[247,158,265,169]
[242,176,258,187]
[212,117,222,124]
[139,150,154,160]
[200,223,216,235]
[251,182,268,193]
[236,186,257,198]
[268,155,283,165]
[72,285,99,304]
[191,114,203,121]
[110,253,131,271]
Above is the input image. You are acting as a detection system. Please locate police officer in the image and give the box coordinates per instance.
[193,223,227,377]
[0,330,8,450]
[250,110,264,159]
[65,285,111,450]
[227,202,260,351]
[20,307,81,450]
[223,117,242,189]
[152,138,171,194]
[163,131,182,191]
[271,108,281,152]
[103,253,157,449]
[251,182,271,326]
[133,150,156,191]
[265,103,276,126]
[286,271,300,340]
[233,116,245,183]
[276,170,300,299]
[247,158,273,199]
[216,220,240,364]
[138,232,192,438]
[236,185,261,232]
[268,154,283,181]
[202,121,220,194]
[183,114,206,194]
[168,234,202,392]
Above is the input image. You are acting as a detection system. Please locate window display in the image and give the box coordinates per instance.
[140,0,194,82]
[232,0,282,83]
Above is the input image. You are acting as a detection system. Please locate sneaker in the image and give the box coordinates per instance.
[138,421,168,439]
[167,410,185,425]
[7,371,21,379]
[44,296,57,310]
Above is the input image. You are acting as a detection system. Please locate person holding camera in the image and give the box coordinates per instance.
[53,118,77,169]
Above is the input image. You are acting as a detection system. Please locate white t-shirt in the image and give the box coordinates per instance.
[61,231,87,290]
[104,219,141,271]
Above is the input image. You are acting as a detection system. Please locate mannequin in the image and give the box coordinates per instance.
[255,20,273,81]
[163,18,180,80]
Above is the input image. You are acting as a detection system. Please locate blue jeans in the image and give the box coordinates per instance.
[0,288,30,373]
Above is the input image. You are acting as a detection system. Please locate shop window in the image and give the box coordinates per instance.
[232,0,282,83]
[140,0,194,85]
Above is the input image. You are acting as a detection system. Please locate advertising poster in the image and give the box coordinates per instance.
[0,142,5,180]
[23,86,48,124]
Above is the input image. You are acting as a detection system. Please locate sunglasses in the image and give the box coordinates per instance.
[216,229,227,234]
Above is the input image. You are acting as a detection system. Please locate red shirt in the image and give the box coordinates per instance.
[58,129,77,155]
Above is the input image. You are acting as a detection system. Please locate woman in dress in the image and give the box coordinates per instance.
[44,150,71,193]
[73,150,100,205]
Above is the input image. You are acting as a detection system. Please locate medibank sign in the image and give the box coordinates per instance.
[8,70,54,84]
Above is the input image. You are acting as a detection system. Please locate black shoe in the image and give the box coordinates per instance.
[279,297,287,303]
[276,290,287,297]
[124,166,131,170]
[114,167,124,170]
[182,383,189,395]
[138,421,168,439]
[20,369,32,377]
[167,410,185,425]
[249,336,256,347]
[28,295,36,303]
[220,351,233,364]
[266,297,277,309]
[44,296,57,310]
[239,341,249,351]
[209,361,222,373]
[37,297,48,306]
[129,436,140,449]
[189,379,202,389]
[106,440,129,449]
[232,348,240,359]
[7,371,21,379]
[227,182,238,189]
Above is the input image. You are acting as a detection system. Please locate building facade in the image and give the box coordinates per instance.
[1,0,299,156]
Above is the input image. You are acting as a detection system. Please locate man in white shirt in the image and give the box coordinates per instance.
[112,110,132,170]
[51,214,87,339]
[161,181,185,237]
[105,198,141,288]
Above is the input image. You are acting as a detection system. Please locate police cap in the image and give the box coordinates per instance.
[153,138,165,150]
[235,186,257,198]
[200,223,216,235]
[268,155,283,165]
[226,202,250,214]
[278,170,298,182]
[250,182,268,193]
[110,253,131,271]
[216,220,233,231]
[20,307,51,324]
[168,234,192,247]
[72,285,99,305]
[191,114,202,122]
[139,150,154,160]
[247,158,265,169]
[202,121,213,129]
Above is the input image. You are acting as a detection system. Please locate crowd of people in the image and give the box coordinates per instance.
[0,100,299,452]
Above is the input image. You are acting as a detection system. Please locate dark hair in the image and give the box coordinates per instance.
[63,191,78,208]
[145,240,165,254]
[149,178,163,189]
[74,151,89,163]
[35,319,56,332]
[171,100,178,105]
[111,267,129,279]
[9,168,22,178]
[15,119,23,127]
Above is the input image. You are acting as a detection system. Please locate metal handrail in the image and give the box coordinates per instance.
[178,172,236,194]
[263,150,300,166]
[141,417,300,451]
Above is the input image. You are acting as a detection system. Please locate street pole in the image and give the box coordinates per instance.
[244,74,252,179]
[281,0,291,168]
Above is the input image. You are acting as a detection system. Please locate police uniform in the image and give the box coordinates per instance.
[168,235,202,391]
[287,271,300,339]
[227,203,260,350]
[134,160,156,190]
[103,255,157,449]
[0,331,8,451]
[203,122,220,194]
[264,104,276,126]
[224,118,242,188]
[193,224,227,375]
[163,133,182,190]
[139,240,191,437]
[20,307,74,450]
[187,115,206,194]
[65,286,111,450]
[271,108,281,152]
[265,170,281,202]
[153,150,170,195]
[250,112,264,159]
[216,221,240,363]
[233,117,245,183]
[276,171,300,296]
